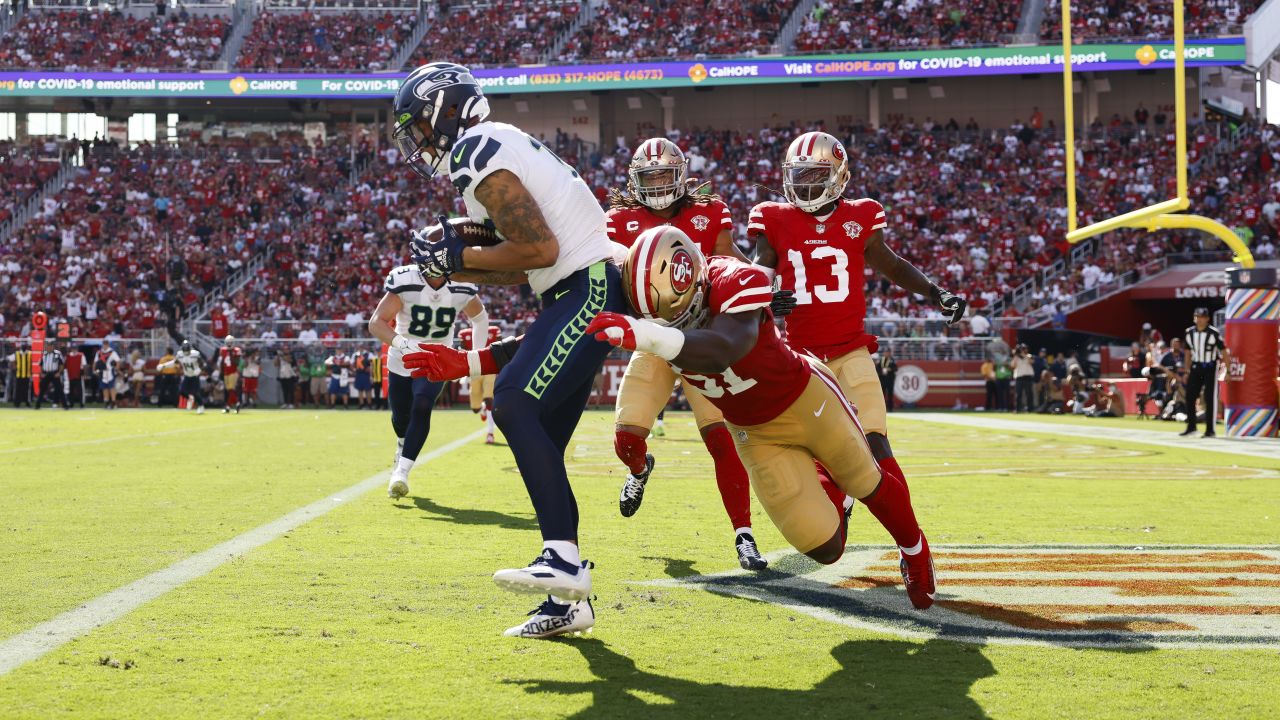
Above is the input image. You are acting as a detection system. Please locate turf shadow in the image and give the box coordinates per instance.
[640,556,700,579]
[511,637,995,719]
[402,495,539,531]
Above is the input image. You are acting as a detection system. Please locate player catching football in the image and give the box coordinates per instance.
[393,62,627,639]
[406,227,938,632]
[749,131,968,496]
[605,137,767,571]
[368,245,488,500]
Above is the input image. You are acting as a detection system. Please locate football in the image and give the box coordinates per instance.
[420,217,504,247]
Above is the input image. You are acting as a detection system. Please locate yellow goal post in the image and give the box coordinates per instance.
[1059,0,1255,268]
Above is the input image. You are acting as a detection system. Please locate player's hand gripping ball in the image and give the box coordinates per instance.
[410,216,502,278]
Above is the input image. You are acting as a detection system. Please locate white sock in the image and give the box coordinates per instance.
[843,495,855,511]
[394,457,415,477]
[487,411,496,435]
[734,526,753,539]
[543,540,580,567]
[900,533,923,556]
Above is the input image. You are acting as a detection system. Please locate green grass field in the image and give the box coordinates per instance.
[1,407,1278,719]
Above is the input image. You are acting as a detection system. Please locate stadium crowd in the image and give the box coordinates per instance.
[0,8,230,71]
[555,0,793,62]
[3,116,1276,351]
[1,141,63,228]
[0,1,1268,71]
[410,0,580,68]
[794,0,1021,53]
[1041,0,1264,40]
[236,10,417,71]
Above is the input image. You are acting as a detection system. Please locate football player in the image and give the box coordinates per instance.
[459,324,501,444]
[158,340,207,414]
[406,227,937,612]
[369,249,488,499]
[605,137,767,570]
[394,62,627,638]
[218,335,243,414]
[749,132,967,497]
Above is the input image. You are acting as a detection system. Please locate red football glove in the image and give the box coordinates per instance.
[585,312,639,351]
[403,344,469,381]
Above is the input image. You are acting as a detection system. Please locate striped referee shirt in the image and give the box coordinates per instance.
[1185,325,1223,365]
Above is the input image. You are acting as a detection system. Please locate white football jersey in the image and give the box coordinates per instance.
[175,348,203,377]
[384,264,477,376]
[448,121,612,295]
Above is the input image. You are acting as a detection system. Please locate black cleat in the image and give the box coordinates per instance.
[736,532,768,571]
[618,454,654,517]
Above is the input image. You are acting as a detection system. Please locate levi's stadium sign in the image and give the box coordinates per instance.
[0,39,1244,99]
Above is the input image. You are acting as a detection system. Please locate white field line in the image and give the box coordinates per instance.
[0,416,279,455]
[897,413,1280,461]
[0,429,484,677]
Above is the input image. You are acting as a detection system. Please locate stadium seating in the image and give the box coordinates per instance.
[1040,0,1263,40]
[0,9,230,71]
[556,0,793,62]
[236,10,416,71]
[408,0,581,68]
[794,0,1020,53]
[3,118,1274,343]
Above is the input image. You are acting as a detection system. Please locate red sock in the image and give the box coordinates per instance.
[816,462,847,514]
[703,425,752,530]
[859,465,922,550]
[614,429,649,475]
[227,389,237,406]
[878,455,909,494]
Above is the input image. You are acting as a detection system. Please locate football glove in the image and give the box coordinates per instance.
[412,215,467,278]
[770,289,797,317]
[931,286,968,325]
[402,344,470,381]
[585,312,686,361]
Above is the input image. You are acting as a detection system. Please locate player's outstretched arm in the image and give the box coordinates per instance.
[463,170,559,272]
[586,310,758,375]
[864,230,967,324]
[402,336,524,381]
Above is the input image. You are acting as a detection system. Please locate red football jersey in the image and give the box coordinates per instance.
[675,258,810,427]
[459,326,501,350]
[218,346,243,374]
[606,198,732,257]
[749,198,885,361]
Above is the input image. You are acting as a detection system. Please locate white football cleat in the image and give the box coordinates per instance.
[196,406,204,415]
[504,596,594,639]
[493,549,592,601]
[387,473,409,500]
[486,432,495,445]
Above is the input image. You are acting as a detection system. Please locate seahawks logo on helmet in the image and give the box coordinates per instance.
[413,66,471,101]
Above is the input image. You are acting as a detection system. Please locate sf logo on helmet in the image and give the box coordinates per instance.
[669,249,694,294]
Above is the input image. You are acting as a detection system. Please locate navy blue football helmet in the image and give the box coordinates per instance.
[393,62,490,178]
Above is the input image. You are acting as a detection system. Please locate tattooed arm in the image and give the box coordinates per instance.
[460,170,559,271]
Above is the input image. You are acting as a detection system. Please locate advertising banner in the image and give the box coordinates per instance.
[0,39,1245,99]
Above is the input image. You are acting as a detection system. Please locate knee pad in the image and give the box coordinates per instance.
[614,429,649,474]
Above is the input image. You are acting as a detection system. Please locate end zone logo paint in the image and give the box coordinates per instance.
[650,545,1280,648]
[669,249,694,294]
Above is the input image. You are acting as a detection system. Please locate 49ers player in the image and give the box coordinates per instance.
[460,324,502,444]
[401,227,937,611]
[750,131,967,494]
[218,335,244,414]
[606,137,766,571]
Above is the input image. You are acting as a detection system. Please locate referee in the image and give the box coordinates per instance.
[1180,307,1223,438]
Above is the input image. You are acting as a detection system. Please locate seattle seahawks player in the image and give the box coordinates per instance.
[369,244,487,500]
[158,340,206,414]
[394,61,626,638]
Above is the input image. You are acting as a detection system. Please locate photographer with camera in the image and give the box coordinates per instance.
[1011,344,1035,413]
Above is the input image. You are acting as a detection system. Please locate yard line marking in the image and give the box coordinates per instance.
[0,429,485,677]
[0,416,278,455]
[898,414,1280,461]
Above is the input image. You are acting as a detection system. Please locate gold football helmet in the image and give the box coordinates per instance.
[627,138,688,211]
[782,131,851,213]
[622,225,707,329]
